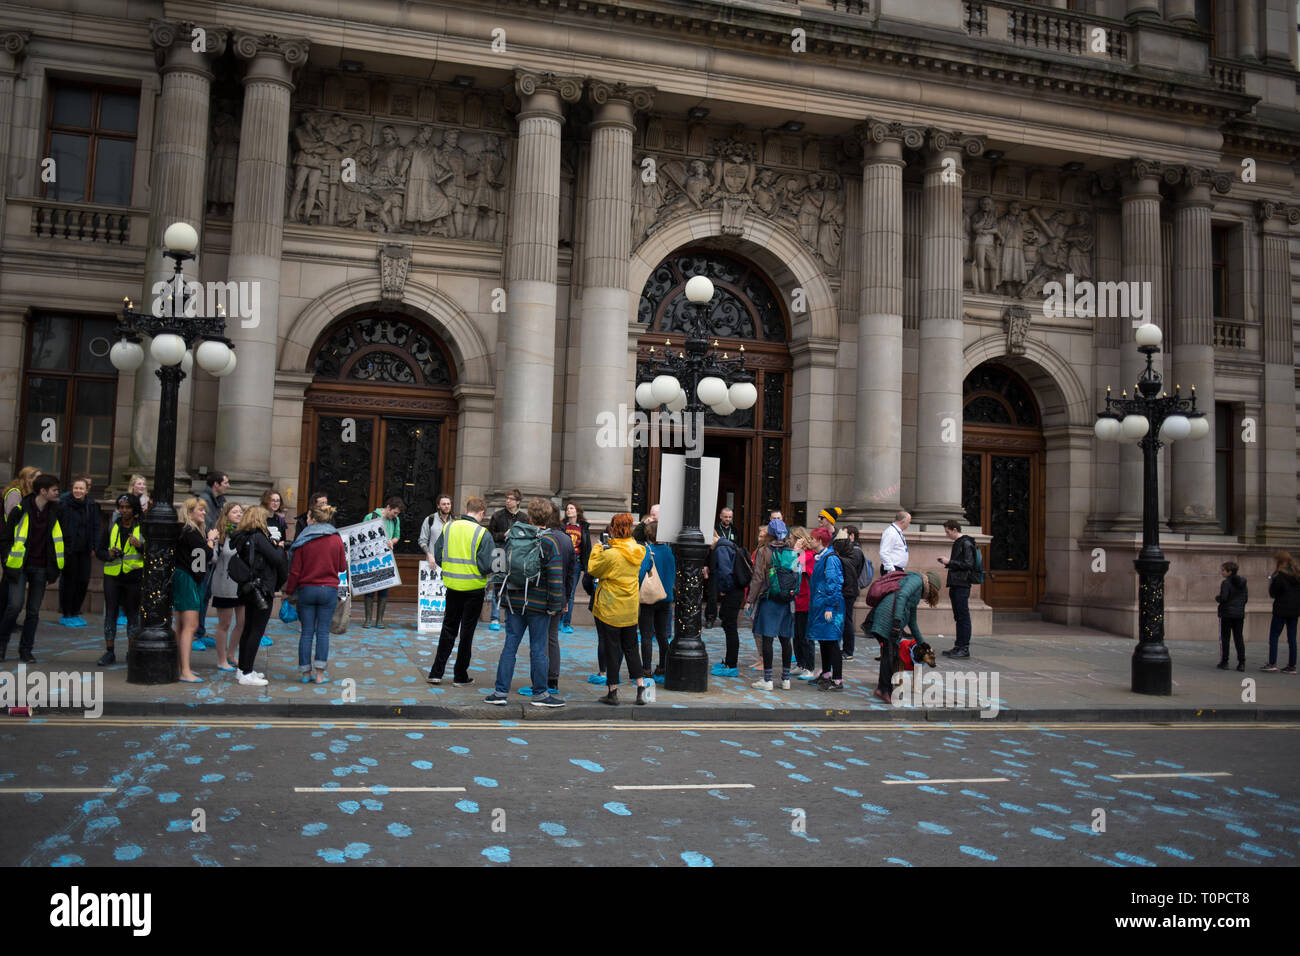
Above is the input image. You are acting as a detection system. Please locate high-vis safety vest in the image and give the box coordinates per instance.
[103,522,144,576]
[5,509,65,571]
[440,518,487,591]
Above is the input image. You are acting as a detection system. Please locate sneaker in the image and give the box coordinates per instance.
[799,669,821,681]
[531,694,566,708]
[751,679,773,691]
[842,654,855,662]
[781,679,791,690]
[483,692,509,705]
[452,677,475,687]
[1284,666,1297,675]
[489,621,501,632]
[1261,664,1279,672]
[96,650,116,667]
[237,671,268,686]
[945,647,970,659]
[19,650,36,664]
[1236,662,1245,672]
[823,681,845,693]
[427,674,442,684]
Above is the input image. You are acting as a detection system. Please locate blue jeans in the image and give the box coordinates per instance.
[950,586,972,649]
[489,583,501,623]
[495,609,550,695]
[1267,614,1298,668]
[559,575,580,628]
[0,567,48,653]
[297,586,338,671]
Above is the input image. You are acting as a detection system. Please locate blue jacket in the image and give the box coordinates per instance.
[711,538,740,595]
[639,541,676,604]
[808,548,845,643]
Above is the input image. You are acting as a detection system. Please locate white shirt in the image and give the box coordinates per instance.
[879,523,909,572]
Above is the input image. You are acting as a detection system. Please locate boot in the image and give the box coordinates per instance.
[599,687,619,706]
[362,594,374,628]
[374,593,388,629]
[635,683,647,705]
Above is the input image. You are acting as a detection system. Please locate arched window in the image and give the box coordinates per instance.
[312,314,453,387]
[963,364,1040,428]
[638,252,788,342]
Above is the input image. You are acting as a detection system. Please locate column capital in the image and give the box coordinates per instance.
[1164,164,1231,199]
[856,118,926,151]
[0,30,29,72]
[1255,199,1300,229]
[1115,157,1165,188]
[588,79,655,114]
[150,20,228,74]
[232,31,309,88]
[925,127,985,158]
[514,70,584,106]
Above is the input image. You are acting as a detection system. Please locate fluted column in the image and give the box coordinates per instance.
[0,34,28,480]
[571,81,653,514]
[131,21,226,495]
[0,31,28,261]
[1126,0,1161,18]
[853,120,921,522]
[1169,167,1225,532]
[915,128,983,525]
[495,71,582,496]
[1256,202,1300,542]
[1164,0,1196,22]
[1237,0,1258,58]
[1112,161,1165,531]
[214,32,308,494]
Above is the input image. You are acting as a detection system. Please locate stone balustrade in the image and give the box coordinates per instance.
[1208,58,1245,93]
[1213,320,1246,350]
[965,0,1130,63]
[25,197,138,244]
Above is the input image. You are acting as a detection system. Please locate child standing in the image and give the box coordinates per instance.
[1214,561,1247,671]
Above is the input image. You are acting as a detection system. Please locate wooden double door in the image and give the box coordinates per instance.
[961,430,1045,610]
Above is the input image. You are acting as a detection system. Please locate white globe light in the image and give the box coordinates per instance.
[1094,417,1121,442]
[652,374,681,406]
[181,350,193,374]
[163,221,199,254]
[666,391,687,413]
[1120,414,1150,439]
[684,275,714,304]
[712,395,735,416]
[214,350,238,378]
[109,339,145,372]
[150,332,187,367]
[697,376,728,406]
[1159,414,1191,442]
[1134,323,1163,348]
[729,381,758,410]
[1188,415,1210,441]
[195,339,232,374]
[635,382,657,409]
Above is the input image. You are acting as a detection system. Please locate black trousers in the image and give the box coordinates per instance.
[101,572,141,645]
[431,587,484,682]
[60,550,93,617]
[819,640,843,680]
[719,588,744,667]
[1219,617,1245,664]
[704,574,718,622]
[761,635,793,675]
[596,618,643,687]
[236,599,274,674]
[877,637,897,696]
[841,598,856,656]
[639,601,671,674]
[793,610,812,670]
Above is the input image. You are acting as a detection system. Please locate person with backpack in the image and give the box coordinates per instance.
[1214,561,1247,671]
[709,530,751,678]
[832,525,866,661]
[361,497,403,628]
[789,527,817,679]
[487,489,524,632]
[484,497,566,707]
[1262,550,1300,674]
[0,474,63,664]
[229,505,289,686]
[808,527,846,691]
[704,507,738,628]
[637,519,676,684]
[938,519,982,658]
[588,512,652,705]
[428,496,495,687]
[418,494,454,567]
[868,569,942,704]
[748,518,800,691]
[537,509,577,698]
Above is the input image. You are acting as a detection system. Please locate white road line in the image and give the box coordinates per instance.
[612,784,755,791]
[293,786,467,793]
[0,787,116,794]
[1107,772,1231,779]
[882,777,1010,785]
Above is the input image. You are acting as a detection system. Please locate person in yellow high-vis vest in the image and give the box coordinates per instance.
[0,474,64,663]
[426,496,496,686]
[94,493,145,667]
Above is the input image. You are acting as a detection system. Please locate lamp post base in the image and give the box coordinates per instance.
[666,534,710,693]
[127,623,178,684]
[1131,641,1172,695]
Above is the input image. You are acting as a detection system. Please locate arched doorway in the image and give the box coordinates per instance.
[961,362,1046,610]
[632,249,792,551]
[299,312,458,602]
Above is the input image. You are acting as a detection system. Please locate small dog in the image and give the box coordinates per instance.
[878,636,937,671]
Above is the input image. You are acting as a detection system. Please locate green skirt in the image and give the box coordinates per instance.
[173,569,202,613]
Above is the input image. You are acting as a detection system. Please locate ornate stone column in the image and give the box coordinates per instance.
[914,128,983,526]
[130,21,227,496]
[1112,160,1164,532]
[0,31,28,259]
[496,71,582,496]
[1126,0,1161,18]
[0,33,28,480]
[571,80,653,515]
[1255,201,1300,543]
[1164,0,1197,22]
[852,120,921,522]
[1237,0,1258,58]
[214,32,309,494]
[1168,166,1228,533]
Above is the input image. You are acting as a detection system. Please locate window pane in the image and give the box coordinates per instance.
[71,380,115,490]
[47,133,88,201]
[78,319,118,373]
[92,138,134,206]
[52,86,93,128]
[29,315,74,369]
[1216,450,1231,534]
[98,91,139,133]
[22,377,68,477]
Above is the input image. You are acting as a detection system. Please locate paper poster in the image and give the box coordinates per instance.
[417,561,446,635]
[338,519,401,596]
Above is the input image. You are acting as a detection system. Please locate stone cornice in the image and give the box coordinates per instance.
[149,19,229,67]
[588,79,654,113]
[232,31,310,67]
[514,70,583,104]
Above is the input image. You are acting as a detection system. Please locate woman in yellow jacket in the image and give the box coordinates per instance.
[587,512,651,706]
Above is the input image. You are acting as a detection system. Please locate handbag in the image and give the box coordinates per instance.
[640,551,667,605]
[279,598,299,624]
[330,587,351,634]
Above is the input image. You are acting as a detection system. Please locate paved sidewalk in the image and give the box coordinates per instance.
[6,610,1299,721]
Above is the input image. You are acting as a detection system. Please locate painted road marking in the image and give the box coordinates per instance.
[0,787,117,794]
[883,777,1010,785]
[293,786,467,793]
[612,784,755,791]
[1107,772,1231,779]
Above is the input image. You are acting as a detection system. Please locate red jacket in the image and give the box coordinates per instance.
[285,534,347,594]
[794,550,814,612]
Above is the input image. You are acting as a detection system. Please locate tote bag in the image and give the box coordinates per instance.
[639,551,667,605]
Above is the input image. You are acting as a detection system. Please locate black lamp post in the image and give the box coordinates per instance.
[635,275,758,692]
[110,222,236,685]
[1094,322,1208,695]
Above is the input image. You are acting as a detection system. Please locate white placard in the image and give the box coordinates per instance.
[417,562,446,634]
[655,455,719,543]
[338,518,402,596]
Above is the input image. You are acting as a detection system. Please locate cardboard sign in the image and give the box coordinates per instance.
[338,519,402,596]
[417,561,447,634]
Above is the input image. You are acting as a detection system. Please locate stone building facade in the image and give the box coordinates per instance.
[0,0,1297,637]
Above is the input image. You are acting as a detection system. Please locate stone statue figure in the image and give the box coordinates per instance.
[631,155,666,245]
[472,134,507,242]
[369,125,409,234]
[797,172,825,249]
[997,201,1030,295]
[816,173,844,267]
[404,125,454,235]
[970,195,1000,293]
[1064,209,1094,279]
[206,112,239,215]
[437,129,477,239]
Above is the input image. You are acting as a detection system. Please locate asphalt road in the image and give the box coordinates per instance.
[2,718,1297,866]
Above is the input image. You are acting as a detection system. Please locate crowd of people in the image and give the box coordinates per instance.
[2,463,1298,701]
